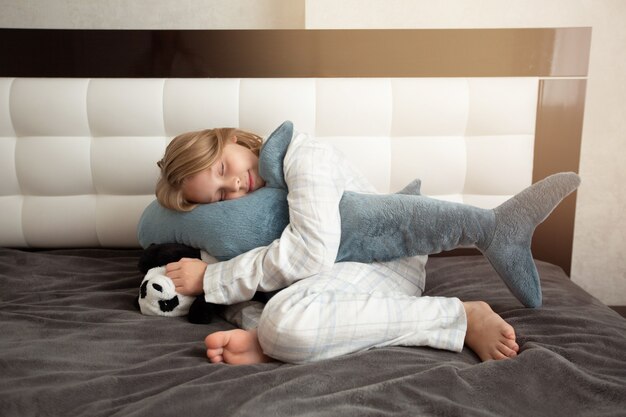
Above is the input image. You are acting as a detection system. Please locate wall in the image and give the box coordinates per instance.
[0,0,304,29]
[1,0,624,306]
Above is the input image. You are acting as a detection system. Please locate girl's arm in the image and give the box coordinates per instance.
[201,132,346,304]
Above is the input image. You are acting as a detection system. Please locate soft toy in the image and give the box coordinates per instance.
[135,243,221,323]
[136,243,274,322]
[138,121,580,308]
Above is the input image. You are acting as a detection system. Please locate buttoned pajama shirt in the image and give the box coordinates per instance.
[203,132,467,363]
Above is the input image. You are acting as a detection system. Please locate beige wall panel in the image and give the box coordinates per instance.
[0,0,305,29]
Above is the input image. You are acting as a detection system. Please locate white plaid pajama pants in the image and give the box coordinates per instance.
[224,258,467,364]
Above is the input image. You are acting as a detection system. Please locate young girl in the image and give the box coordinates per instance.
[155,125,578,364]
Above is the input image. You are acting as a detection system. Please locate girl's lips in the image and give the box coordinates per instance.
[248,171,254,191]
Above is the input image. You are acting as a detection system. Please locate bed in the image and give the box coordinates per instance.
[1,28,625,417]
[2,249,625,416]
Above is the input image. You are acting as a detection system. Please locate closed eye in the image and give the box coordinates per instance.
[217,162,225,202]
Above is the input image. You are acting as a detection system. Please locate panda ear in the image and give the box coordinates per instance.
[138,243,201,273]
[187,296,221,324]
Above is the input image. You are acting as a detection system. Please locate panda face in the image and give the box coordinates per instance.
[138,266,195,317]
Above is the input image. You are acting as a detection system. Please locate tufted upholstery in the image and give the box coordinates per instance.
[0,77,538,248]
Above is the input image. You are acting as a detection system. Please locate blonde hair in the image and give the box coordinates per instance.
[156,128,263,211]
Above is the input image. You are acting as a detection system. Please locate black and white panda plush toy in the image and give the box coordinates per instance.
[135,243,222,324]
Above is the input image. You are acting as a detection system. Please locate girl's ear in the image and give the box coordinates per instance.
[230,135,238,144]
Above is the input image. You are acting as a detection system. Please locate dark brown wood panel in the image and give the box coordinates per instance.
[0,28,590,78]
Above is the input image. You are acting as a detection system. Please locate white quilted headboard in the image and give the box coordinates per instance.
[0,77,538,248]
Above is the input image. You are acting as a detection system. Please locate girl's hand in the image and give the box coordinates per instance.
[165,258,207,296]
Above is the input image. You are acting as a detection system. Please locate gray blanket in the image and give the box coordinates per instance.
[1,248,625,416]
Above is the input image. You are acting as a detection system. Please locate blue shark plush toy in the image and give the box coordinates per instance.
[138,121,580,308]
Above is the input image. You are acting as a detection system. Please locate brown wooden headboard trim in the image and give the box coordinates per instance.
[532,79,587,274]
[0,28,590,78]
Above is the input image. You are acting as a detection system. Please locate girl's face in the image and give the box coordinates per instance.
[182,136,266,204]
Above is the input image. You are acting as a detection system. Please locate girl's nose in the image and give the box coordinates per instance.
[225,176,241,192]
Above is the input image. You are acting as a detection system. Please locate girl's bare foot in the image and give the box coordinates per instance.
[463,301,519,361]
[205,329,272,365]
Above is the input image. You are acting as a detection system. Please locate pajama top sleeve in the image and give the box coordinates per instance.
[202,132,346,305]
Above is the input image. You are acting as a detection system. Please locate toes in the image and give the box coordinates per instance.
[207,347,224,363]
[204,334,216,348]
[207,347,223,356]
[501,336,519,352]
[208,353,224,363]
[482,342,518,360]
[205,331,228,349]
[497,343,517,358]
[500,324,518,353]
[491,350,508,361]
[205,331,229,363]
